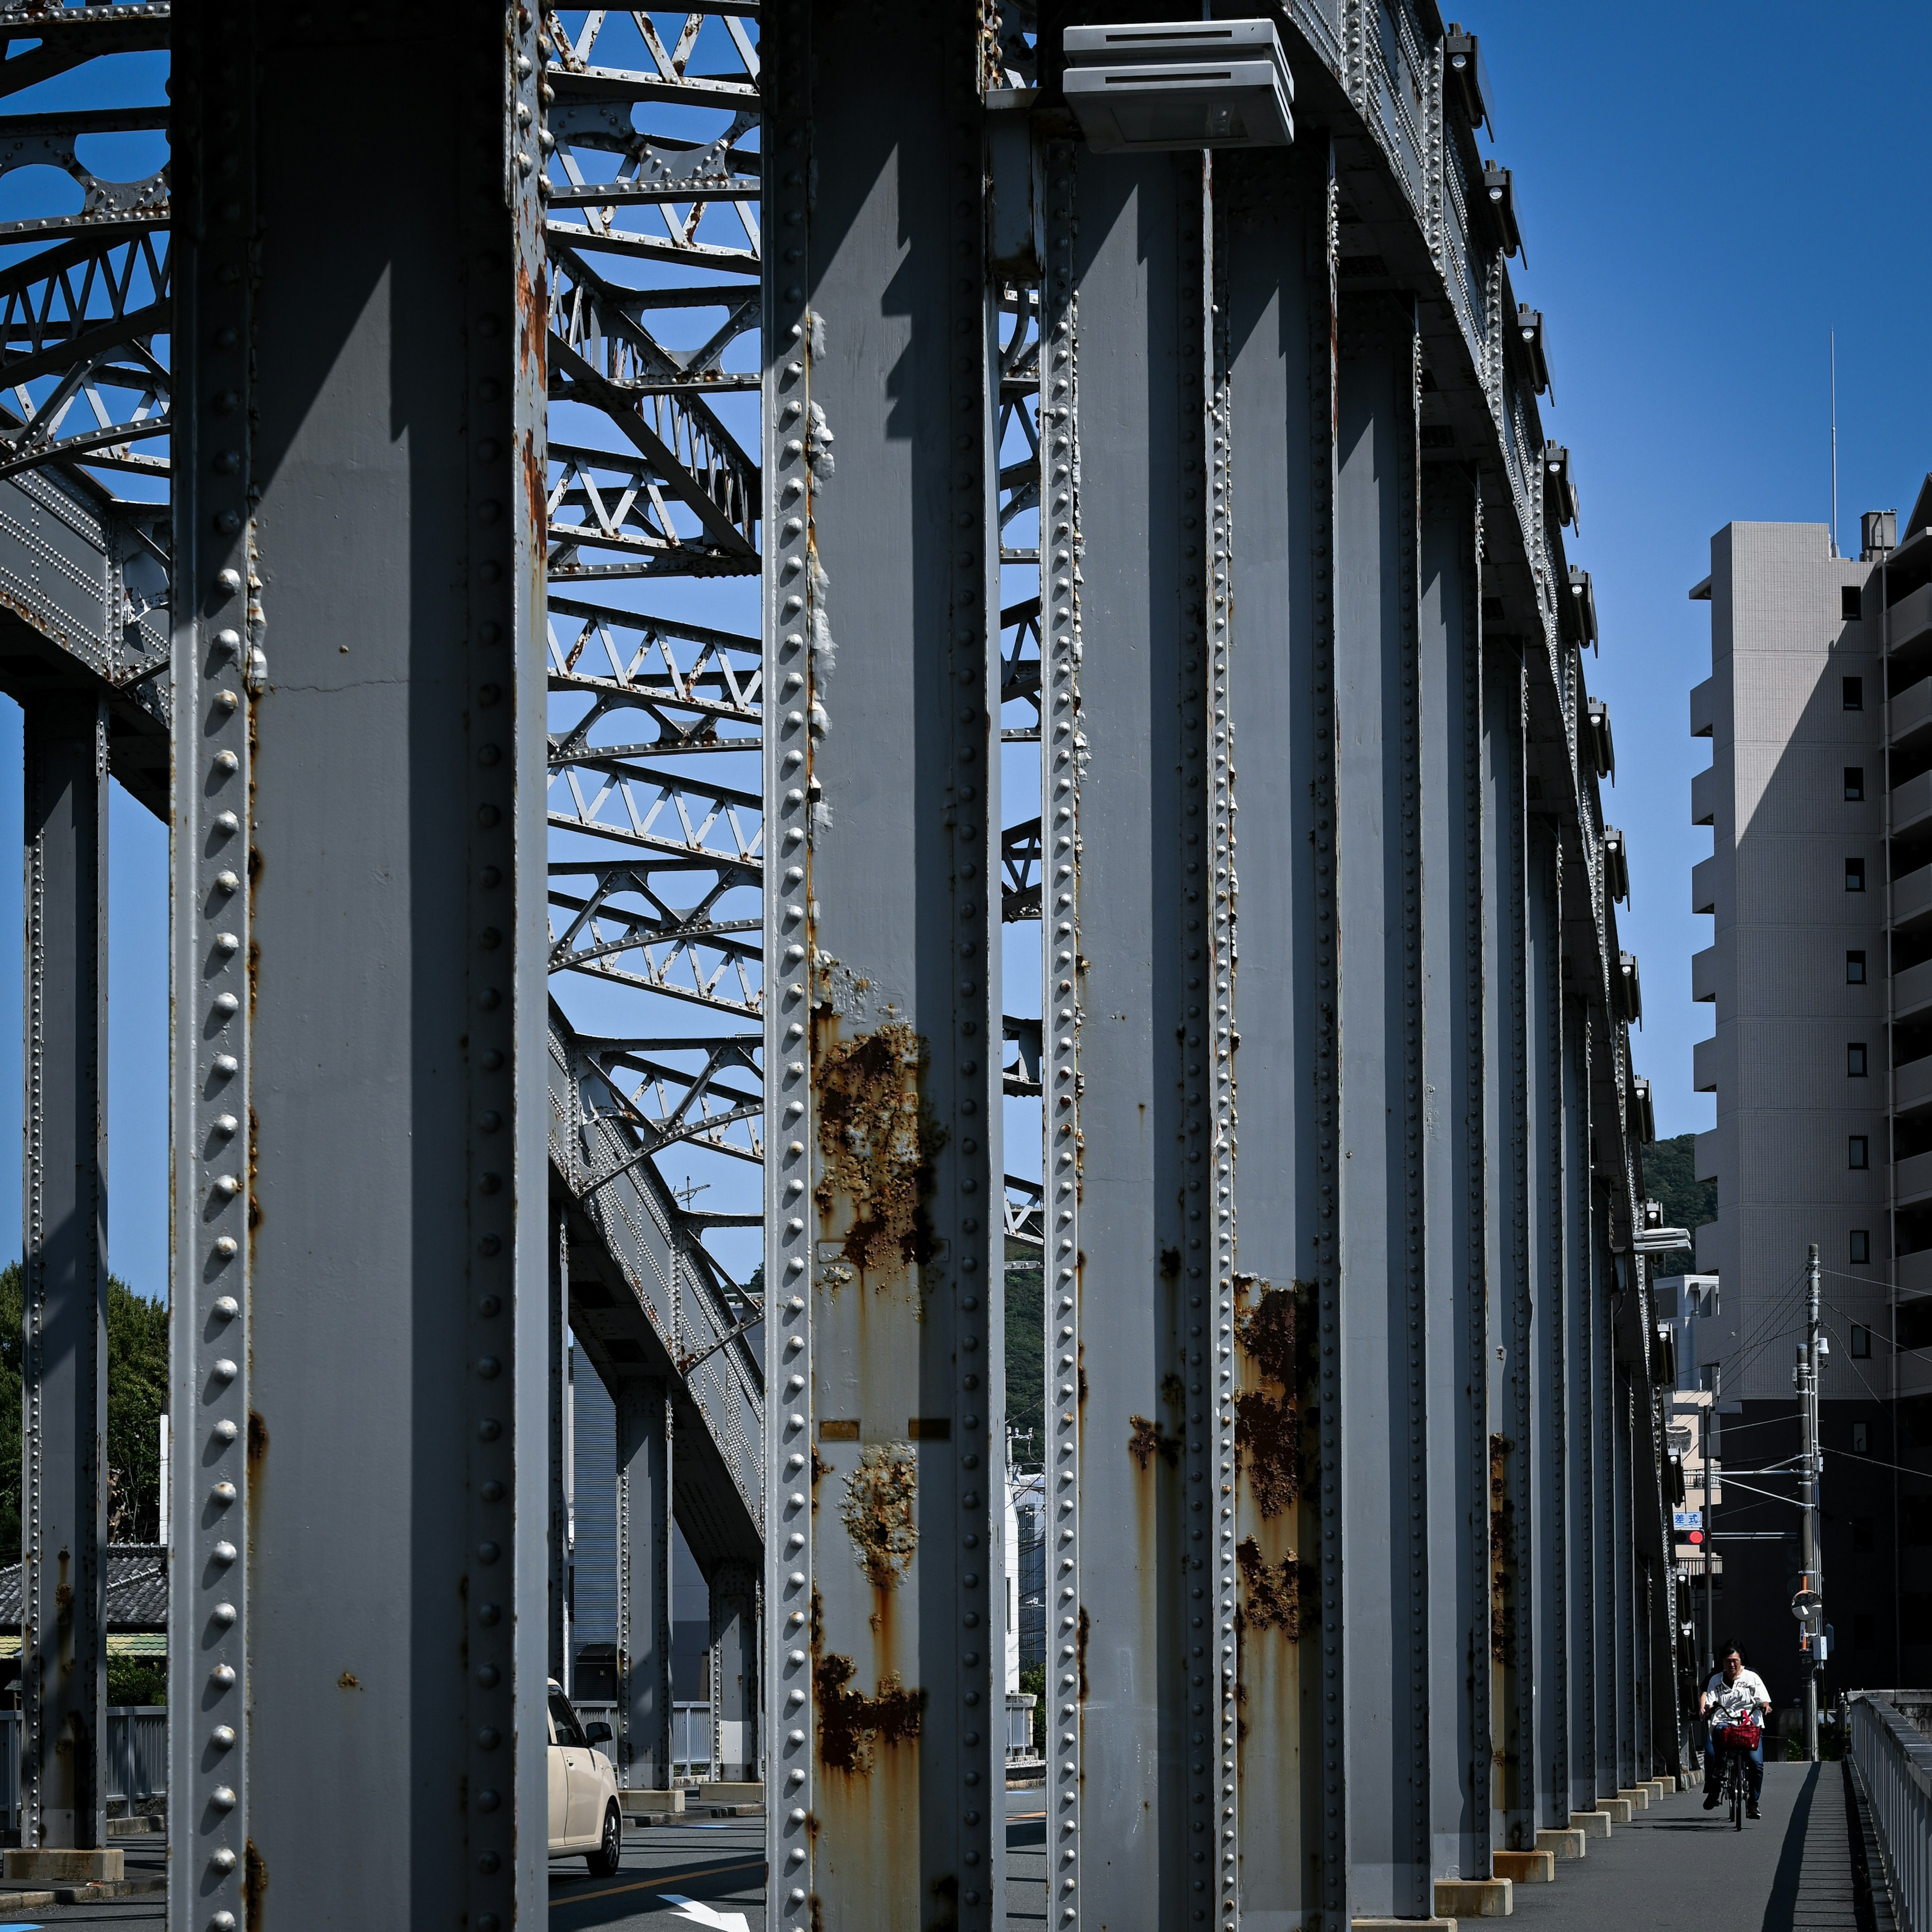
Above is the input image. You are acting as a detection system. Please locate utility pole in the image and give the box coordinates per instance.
[1703,1395,1715,1685]
[1799,1243,1823,1763]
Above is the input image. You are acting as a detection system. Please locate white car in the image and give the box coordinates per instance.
[548,1680,623,1876]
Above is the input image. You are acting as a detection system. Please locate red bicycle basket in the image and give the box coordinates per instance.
[1719,1721,1760,1750]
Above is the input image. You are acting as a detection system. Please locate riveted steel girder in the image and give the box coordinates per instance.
[167,6,549,1921]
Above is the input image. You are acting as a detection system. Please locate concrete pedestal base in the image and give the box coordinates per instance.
[3,1848,124,1883]
[1596,1797,1633,1823]
[1537,1827,1587,1859]
[621,1790,684,1815]
[1494,1849,1555,1884]
[1435,1877,1512,1917]
[1571,1808,1614,1837]
[1352,1920,1456,1930]
[1616,1786,1651,1810]
[696,1782,762,1805]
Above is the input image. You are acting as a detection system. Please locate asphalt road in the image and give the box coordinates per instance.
[1508,1760,1861,1930]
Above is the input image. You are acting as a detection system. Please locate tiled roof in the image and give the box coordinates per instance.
[0,1545,167,1631]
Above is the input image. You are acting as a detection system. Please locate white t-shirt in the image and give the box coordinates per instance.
[1705,1668,1771,1726]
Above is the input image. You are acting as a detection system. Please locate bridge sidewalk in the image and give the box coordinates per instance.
[1505,1761,1871,1930]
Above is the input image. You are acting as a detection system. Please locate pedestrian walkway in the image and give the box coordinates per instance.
[1508,1761,1872,1931]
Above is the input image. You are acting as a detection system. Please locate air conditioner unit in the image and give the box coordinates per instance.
[1063,20,1294,153]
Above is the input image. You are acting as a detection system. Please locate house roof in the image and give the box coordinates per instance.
[0,1545,167,1632]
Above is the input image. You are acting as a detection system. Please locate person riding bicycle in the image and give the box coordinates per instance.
[1701,1640,1772,1819]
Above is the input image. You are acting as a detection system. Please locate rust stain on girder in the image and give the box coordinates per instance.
[1233,1278,1307,1521]
[839,1443,917,1588]
[812,1013,941,1285]
[815,1652,926,1775]
[1128,1414,1179,1470]
[1236,1536,1303,1639]
[1490,1432,1515,1665]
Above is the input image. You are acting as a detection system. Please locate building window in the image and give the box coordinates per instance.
[1855,1613,1875,1650]
[1843,585,1864,620]
[1849,1041,1869,1076]
[1851,1229,1871,1263]
[1848,949,1867,983]
[1853,1323,1872,1357]
[1844,675,1864,710]
[1845,766,1865,801]
[1847,857,1867,891]
[1854,1421,1870,1453]
[1850,1135,1870,1168]
[1855,1515,1875,1550]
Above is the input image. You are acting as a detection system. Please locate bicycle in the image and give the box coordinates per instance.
[1712,1716,1760,1830]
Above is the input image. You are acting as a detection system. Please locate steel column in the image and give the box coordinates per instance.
[1418,470,1492,1881]
[1039,138,1237,1930]
[1220,139,1333,1925]
[1484,645,1536,1853]
[1564,1009,1596,1811]
[552,1214,572,1690]
[615,1379,673,1790]
[760,5,1004,1924]
[1335,296,1429,1917]
[708,1558,758,1782]
[1594,1211,1622,1801]
[1526,824,1568,1830]
[1617,1373,1641,1787]
[20,693,108,1853]
[167,7,549,1922]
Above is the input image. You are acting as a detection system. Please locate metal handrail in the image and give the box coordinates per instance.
[1848,1691,1932,1929]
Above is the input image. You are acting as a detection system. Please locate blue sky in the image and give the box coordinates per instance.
[1472,0,1932,1142]
[1,4,1929,1296]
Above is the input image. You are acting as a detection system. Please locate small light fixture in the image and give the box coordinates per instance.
[1063,20,1294,153]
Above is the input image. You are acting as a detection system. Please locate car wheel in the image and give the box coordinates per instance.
[587,1801,622,1878]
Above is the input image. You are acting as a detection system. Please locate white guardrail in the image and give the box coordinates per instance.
[572,1700,714,1781]
[0,1707,168,1829]
[1848,1692,1932,1931]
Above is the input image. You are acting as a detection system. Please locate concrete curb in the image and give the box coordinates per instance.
[0,1874,165,1908]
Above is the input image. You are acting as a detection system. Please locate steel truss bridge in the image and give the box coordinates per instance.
[0,3,1686,1926]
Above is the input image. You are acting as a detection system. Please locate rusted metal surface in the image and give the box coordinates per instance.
[814,1018,938,1283]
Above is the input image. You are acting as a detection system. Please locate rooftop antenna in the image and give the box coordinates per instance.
[1830,329,1840,558]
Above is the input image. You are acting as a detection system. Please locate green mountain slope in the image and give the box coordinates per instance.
[1642,1132,1717,1279]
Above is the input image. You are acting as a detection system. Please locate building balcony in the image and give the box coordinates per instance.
[1898,1149,1932,1210]
[1691,764,1716,827]
[1895,858,1932,930]
[1893,676,1932,751]
[1689,675,1714,739]
[1901,959,1932,1021]
[1899,1248,1932,1298]
[1692,944,1717,1003]
[1691,855,1716,915]
[1693,1034,1718,1093]
[1898,1053,1932,1117]
[1695,1128,1718,1186]
[1896,770,1932,841]
[1889,581,1932,656]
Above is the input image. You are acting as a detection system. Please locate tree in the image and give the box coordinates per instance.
[1643,1134,1718,1280]
[0,1264,170,1556]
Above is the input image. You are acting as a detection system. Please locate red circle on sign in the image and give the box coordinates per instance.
[1688,1530,1704,1545]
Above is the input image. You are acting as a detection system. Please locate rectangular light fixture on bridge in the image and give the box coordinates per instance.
[1063,20,1294,152]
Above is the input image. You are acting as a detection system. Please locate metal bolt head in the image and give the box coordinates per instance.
[214,932,239,954]
[213,1113,238,1138]
[214,1420,237,1444]
[214,1295,238,1320]
[214,870,239,894]
[211,1663,236,1687]
[212,1785,237,1810]
[213,811,240,835]
[211,1846,236,1872]
[212,1357,238,1382]
[211,1725,235,1750]
[212,1481,237,1505]
[212,1541,237,1565]
[215,569,242,597]
[213,1601,236,1627]
[213,1055,238,1076]
[214,1236,238,1259]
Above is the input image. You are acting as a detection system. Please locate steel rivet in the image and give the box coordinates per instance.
[211,1846,236,1872]
[214,1420,237,1443]
[212,1541,236,1565]
[213,870,239,893]
[212,1481,237,1505]
[213,811,239,835]
[211,1663,236,1688]
[212,1601,236,1627]
[213,1054,238,1075]
[211,1725,235,1750]
[212,1357,238,1382]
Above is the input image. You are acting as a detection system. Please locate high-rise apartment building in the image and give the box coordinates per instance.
[1686,479,1932,1701]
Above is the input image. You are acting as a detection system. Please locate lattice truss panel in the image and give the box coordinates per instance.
[542,10,766,1313]
[999,276,1046,1257]
[0,6,170,593]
